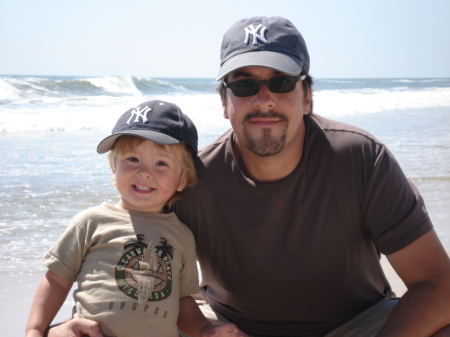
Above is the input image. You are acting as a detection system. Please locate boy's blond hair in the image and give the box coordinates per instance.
[108,135,197,207]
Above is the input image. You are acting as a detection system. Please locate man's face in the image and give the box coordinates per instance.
[223,66,311,157]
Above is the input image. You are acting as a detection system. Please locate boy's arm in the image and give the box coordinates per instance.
[177,296,243,337]
[25,270,73,337]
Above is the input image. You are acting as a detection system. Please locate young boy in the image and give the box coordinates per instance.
[25,100,242,337]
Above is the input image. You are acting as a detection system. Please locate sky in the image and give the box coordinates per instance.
[1,0,449,78]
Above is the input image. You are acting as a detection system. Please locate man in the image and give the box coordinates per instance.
[49,16,450,337]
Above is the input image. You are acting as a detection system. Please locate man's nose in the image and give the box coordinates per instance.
[253,84,275,110]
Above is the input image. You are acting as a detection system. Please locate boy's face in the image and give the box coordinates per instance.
[112,140,185,213]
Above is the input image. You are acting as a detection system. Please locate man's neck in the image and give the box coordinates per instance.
[232,125,306,183]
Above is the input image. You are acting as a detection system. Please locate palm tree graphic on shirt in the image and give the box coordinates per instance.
[116,235,174,303]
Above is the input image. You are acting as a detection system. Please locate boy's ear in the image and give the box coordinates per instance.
[109,158,118,188]
[176,177,187,192]
[112,172,117,187]
[108,157,116,173]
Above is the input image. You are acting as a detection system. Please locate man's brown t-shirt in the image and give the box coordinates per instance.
[174,113,432,337]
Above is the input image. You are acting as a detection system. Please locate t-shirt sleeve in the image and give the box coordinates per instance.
[178,229,200,298]
[41,218,88,282]
[364,145,433,255]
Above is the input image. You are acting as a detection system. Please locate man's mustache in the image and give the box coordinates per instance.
[243,111,288,123]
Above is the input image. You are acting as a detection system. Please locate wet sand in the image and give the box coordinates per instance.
[1,271,75,336]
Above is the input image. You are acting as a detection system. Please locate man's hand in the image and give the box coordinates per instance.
[200,323,244,337]
[45,318,103,337]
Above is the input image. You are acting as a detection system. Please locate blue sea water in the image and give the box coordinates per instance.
[1,75,449,277]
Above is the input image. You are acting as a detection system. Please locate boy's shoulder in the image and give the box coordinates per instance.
[71,202,124,225]
[74,202,104,216]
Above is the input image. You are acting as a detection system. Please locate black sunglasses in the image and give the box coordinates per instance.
[224,75,306,97]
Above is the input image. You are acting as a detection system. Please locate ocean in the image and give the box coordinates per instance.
[1,74,450,276]
[1,75,450,334]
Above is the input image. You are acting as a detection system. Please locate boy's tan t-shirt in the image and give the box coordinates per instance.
[42,202,199,337]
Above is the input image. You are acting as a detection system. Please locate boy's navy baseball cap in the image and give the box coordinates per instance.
[97,100,198,157]
[216,16,310,81]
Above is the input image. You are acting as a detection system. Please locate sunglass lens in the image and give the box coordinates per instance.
[227,76,300,97]
[269,76,296,93]
[232,79,259,97]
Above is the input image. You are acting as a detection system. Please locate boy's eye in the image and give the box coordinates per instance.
[156,161,167,167]
[127,157,139,162]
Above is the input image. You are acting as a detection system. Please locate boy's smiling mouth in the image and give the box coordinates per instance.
[133,184,154,191]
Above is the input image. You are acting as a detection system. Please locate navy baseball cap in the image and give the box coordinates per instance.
[97,100,198,157]
[216,16,310,81]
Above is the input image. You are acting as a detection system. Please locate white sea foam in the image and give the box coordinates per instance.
[0,93,229,135]
[314,88,450,117]
[0,78,20,100]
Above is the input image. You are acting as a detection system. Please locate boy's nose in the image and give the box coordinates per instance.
[138,167,153,179]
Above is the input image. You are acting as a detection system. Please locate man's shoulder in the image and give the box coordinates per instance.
[308,113,383,147]
[196,128,233,167]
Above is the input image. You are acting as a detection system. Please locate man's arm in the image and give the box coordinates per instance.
[376,229,450,337]
[25,270,73,337]
[45,319,103,337]
[178,296,243,337]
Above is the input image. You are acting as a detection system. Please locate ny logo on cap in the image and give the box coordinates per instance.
[244,24,267,45]
[127,105,151,124]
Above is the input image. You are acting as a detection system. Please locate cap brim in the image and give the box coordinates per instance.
[97,130,180,154]
[216,51,303,81]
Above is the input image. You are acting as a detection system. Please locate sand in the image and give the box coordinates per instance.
[5,251,449,337]
[1,271,75,336]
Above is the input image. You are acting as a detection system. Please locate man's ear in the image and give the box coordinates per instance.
[222,94,229,119]
[303,88,312,115]
[223,105,229,119]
